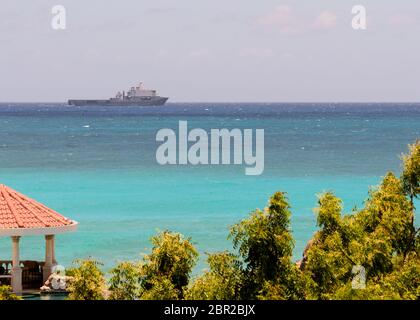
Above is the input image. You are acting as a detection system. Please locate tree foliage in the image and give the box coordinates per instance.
[66,259,106,300]
[108,261,141,300]
[229,192,306,299]
[0,285,21,300]
[401,139,420,205]
[302,171,419,299]
[138,231,198,299]
[186,252,242,300]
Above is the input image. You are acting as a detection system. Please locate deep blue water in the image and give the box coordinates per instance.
[0,103,419,271]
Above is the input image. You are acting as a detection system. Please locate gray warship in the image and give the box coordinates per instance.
[68,82,168,106]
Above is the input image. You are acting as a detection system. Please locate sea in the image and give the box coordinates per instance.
[0,103,419,272]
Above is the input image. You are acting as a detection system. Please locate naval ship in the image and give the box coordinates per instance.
[68,83,168,106]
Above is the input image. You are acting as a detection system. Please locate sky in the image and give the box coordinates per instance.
[0,0,419,102]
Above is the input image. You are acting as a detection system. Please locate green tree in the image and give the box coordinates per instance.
[401,139,420,207]
[331,252,419,300]
[0,285,21,300]
[230,192,305,299]
[401,140,420,256]
[316,191,343,237]
[67,259,106,300]
[140,277,180,300]
[108,261,141,300]
[303,172,419,299]
[356,173,414,269]
[303,192,354,299]
[186,252,242,300]
[138,231,198,299]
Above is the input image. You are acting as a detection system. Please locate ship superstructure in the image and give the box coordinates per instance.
[68,82,168,106]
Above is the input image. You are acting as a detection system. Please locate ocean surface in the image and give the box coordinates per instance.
[0,103,419,272]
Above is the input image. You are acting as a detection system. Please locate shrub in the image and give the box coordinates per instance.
[67,259,106,300]
[0,285,21,300]
[186,252,242,300]
[138,231,198,299]
[108,261,141,300]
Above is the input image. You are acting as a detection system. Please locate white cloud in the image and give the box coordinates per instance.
[313,11,337,29]
[260,7,339,33]
[388,14,416,27]
[258,5,299,33]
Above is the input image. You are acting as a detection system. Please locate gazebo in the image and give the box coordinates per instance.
[0,184,78,293]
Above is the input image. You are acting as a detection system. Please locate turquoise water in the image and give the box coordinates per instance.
[0,103,419,272]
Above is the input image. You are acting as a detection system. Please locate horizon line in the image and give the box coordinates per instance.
[1,101,420,105]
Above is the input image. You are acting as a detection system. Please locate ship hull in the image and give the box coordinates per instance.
[68,97,168,106]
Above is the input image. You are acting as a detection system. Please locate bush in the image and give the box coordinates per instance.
[138,231,198,299]
[109,261,141,300]
[186,252,242,300]
[229,192,305,299]
[0,285,21,300]
[67,259,106,300]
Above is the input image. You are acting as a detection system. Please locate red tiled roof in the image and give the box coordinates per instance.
[0,184,74,229]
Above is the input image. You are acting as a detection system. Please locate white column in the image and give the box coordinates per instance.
[11,236,22,293]
[43,235,54,283]
[52,236,57,265]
